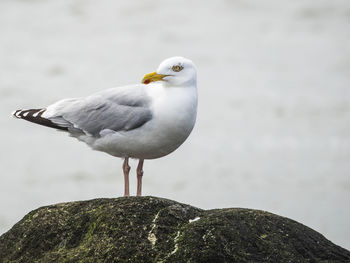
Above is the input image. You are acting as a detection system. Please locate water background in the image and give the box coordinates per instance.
[1,0,350,249]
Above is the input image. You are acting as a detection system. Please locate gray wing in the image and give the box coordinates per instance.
[45,85,153,137]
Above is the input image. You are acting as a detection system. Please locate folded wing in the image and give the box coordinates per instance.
[15,85,153,137]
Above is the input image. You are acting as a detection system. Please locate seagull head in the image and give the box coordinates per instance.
[142,57,197,87]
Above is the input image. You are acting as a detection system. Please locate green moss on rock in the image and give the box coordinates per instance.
[0,197,349,262]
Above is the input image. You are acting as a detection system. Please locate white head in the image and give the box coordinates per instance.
[142,57,197,87]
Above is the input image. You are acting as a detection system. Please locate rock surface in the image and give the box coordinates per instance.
[0,197,349,263]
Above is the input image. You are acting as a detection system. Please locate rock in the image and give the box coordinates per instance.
[0,197,349,263]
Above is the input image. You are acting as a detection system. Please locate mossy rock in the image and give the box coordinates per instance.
[0,197,349,262]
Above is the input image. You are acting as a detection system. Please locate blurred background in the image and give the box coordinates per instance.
[0,0,349,249]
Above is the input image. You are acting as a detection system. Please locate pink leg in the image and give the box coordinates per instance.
[122,157,130,197]
[136,159,144,196]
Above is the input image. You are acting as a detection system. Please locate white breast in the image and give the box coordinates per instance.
[148,84,197,145]
[135,84,197,159]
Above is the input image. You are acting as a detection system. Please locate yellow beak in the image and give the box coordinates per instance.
[142,71,168,84]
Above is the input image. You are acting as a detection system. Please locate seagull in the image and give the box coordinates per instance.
[12,57,198,197]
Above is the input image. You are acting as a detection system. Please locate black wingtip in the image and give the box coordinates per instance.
[12,108,68,131]
[12,109,22,118]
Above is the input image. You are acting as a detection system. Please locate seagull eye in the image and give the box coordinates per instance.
[172,65,183,72]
